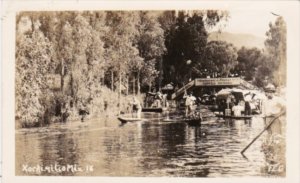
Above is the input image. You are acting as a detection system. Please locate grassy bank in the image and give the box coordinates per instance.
[16,86,144,129]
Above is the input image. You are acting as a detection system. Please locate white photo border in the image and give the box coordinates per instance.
[2,1,300,183]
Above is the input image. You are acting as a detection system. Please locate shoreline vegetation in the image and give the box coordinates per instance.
[15,11,286,128]
[16,86,144,129]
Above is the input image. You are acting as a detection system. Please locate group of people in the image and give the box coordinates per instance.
[219,86,285,118]
[146,91,168,108]
[222,95,252,117]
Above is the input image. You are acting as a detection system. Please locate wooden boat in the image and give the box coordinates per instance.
[117,117,146,123]
[162,118,201,126]
[183,118,202,126]
[215,114,253,120]
[142,107,166,112]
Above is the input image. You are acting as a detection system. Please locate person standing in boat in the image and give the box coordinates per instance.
[232,101,243,117]
[132,97,142,118]
[262,85,286,134]
[183,92,196,117]
[153,91,163,108]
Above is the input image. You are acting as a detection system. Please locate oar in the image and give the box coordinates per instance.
[240,111,285,155]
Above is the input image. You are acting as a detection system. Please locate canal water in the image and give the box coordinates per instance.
[15,109,285,177]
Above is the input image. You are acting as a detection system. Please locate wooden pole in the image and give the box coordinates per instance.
[118,72,121,115]
[111,71,114,91]
[133,76,135,95]
[61,59,64,94]
[137,70,140,96]
[126,76,129,95]
[241,111,285,155]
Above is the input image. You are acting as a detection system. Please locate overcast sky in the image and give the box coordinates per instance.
[211,9,280,38]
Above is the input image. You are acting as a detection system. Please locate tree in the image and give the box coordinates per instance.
[136,11,166,91]
[163,12,208,86]
[236,47,264,81]
[16,22,55,127]
[264,16,286,86]
[70,14,93,105]
[253,54,275,87]
[201,41,238,77]
[159,10,229,86]
[85,12,107,98]
[104,11,143,95]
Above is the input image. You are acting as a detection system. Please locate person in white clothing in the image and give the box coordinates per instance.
[183,92,196,117]
[232,101,243,117]
[262,85,286,135]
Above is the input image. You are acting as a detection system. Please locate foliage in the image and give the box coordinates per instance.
[16,26,55,127]
[163,12,208,86]
[160,10,229,87]
[15,10,230,128]
[264,16,286,86]
[201,41,238,77]
[136,11,166,90]
[235,47,264,80]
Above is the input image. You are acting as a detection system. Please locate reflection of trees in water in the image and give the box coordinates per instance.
[101,124,143,175]
[16,134,42,175]
[39,129,79,176]
[138,122,183,174]
[139,122,211,177]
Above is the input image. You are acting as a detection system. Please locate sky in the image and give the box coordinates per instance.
[211,9,280,38]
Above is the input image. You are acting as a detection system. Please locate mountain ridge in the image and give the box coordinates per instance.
[208,32,265,49]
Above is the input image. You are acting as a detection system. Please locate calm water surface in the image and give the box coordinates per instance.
[16,109,282,177]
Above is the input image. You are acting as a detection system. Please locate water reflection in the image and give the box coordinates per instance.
[16,112,285,177]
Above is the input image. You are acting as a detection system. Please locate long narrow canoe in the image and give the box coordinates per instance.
[162,118,201,126]
[117,117,146,123]
[183,118,202,126]
[142,108,163,112]
[215,114,253,120]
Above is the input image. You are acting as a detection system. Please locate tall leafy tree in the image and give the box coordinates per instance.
[84,12,107,98]
[136,11,166,91]
[201,41,238,77]
[163,12,208,86]
[253,54,274,87]
[160,10,229,86]
[105,11,143,94]
[70,14,93,105]
[264,16,286,86]
[235,47,263,81]
[16,21,55,127]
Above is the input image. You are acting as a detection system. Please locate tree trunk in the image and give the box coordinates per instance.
[61,59,64,94]
[111,71,114,91]
[158,57,163,91]
[126,76,129,95]
[119,72,121,96]
[133,76,135,95]
[137,70,140,96]
[118,72,121,114]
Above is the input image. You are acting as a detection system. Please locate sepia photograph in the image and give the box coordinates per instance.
[2,1,300,182]
[14,9,287,177]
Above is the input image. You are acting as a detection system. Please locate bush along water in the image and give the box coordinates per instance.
[16,86,144,128]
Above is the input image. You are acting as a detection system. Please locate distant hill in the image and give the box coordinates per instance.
[208,32,265,49]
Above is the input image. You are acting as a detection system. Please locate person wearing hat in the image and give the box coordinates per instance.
[262,84,286,134]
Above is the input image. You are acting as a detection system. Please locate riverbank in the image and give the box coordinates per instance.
[16,87,144,129]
